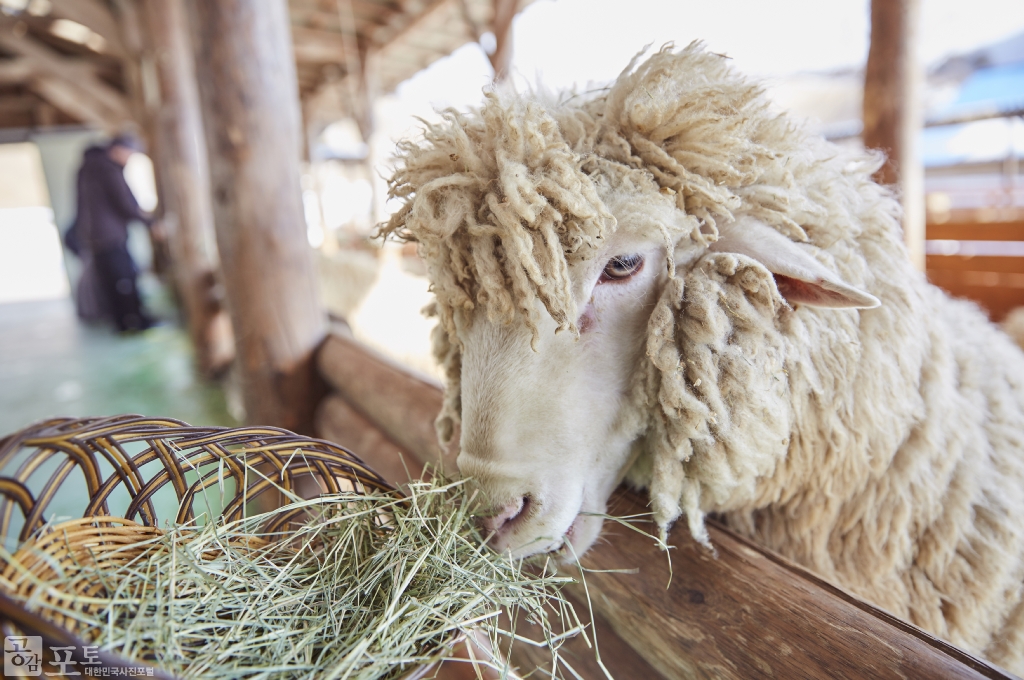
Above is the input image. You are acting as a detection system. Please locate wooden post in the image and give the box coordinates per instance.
[863,0,925,270]
[138,0,233,378]
[188,0,326,433]
[489,0,516,81]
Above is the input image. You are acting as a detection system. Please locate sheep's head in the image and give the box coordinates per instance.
[381,44,884,559]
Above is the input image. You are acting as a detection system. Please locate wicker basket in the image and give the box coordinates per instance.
[0,415,395,679]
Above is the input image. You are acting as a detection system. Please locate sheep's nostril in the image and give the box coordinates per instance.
[479,496,529,537]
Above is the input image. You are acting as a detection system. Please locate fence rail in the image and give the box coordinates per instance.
[313,331,1017,680]
[927,219,1024,320]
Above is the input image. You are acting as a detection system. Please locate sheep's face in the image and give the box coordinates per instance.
[457,213,672,559]
[455,196,881,560]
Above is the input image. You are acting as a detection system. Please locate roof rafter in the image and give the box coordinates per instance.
[0,19,130,129]
[46,0,127,57]
[292,26,360,64]
[28,74,116,128]
[0,58,33,85]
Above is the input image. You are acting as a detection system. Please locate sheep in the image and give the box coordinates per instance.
[1003,306,1024,352]
[379,44,1024,672]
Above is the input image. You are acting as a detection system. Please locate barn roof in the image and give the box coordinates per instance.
[0,0,521,132]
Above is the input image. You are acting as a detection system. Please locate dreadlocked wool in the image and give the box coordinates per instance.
[380,44,1024,672]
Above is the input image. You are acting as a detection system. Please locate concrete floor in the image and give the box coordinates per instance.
[0,284,239,545]
[0,295,236,438]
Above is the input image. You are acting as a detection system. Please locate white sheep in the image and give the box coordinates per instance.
[1003,306,1024,351]
[380,44,1024,672]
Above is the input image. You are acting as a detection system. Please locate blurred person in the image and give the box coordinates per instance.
[69,135,158,332]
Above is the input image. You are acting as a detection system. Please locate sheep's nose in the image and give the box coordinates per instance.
[479,496,529,538]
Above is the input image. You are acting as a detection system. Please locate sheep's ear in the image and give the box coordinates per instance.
[709,217,880,309]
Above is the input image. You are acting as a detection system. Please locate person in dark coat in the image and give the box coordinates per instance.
[72,135,157,332]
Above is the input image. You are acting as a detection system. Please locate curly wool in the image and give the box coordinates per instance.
[382,95,616,442]
[382,44,1024,671]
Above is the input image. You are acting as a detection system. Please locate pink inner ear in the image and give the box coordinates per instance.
[774,274,856,307]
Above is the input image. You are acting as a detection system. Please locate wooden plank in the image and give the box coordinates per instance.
[0,93,36,114]
[924,277,1024,321]
[926,105,1024,128]
[48,0,127,56]
[579,490,1013,680]
[289,0,394,29]
[315,392,422,484]
[33,99,57,127]
[926,255,1024,274]
[0,21,131,125]
[0,109,33,128]
[314,331,1020,679]
[291,26,358,63]
[28,75,115,129]
[0,58,33,85]
[928,270,1024,289]
[369,0,451,49]
[495,595,669,680]
[317,332,457,472]
[108,0,148,127]
[928,221,1024,242]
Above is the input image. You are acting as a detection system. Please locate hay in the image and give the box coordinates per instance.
[0,478,588,679]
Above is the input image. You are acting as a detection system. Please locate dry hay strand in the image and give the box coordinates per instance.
[0,478,589,680]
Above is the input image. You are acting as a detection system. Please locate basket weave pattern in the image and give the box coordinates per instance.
[0,415,394,677]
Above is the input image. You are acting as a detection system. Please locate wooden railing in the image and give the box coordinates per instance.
[926,219,1024,321]
[314,331,1018,679]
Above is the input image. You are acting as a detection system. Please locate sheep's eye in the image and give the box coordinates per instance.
[600,254,644,282]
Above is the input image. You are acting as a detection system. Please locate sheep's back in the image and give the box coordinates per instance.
[734,282,1024,672]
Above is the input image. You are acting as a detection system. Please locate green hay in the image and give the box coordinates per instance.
[2,478,590,680]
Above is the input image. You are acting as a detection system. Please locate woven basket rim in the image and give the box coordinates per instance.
[0,415,400,678]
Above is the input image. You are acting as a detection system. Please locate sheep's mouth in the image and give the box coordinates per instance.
[520,510,586,563]
[549,514,585,560]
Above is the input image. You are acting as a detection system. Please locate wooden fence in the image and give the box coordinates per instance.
[927,219,1024,321]
[313,330,1019,680]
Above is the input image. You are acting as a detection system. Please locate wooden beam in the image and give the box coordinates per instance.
[140,0,234,378]
[925,255,1024,274]
[302,0,454,128]
[33,98,57,127]
[317,333,456,471]
[314,332,1018,679]
[47,0,127,57]
[108,0,149,128]
[927,220,1024,241]
[0,20,131,127]
[315,392,420,485]
[580,492,1013,680]
[0,58,33,85]
[369,0,451,50]
[291,26,358,64]
[0,93,36,115]
[28,74,115,129]
[189,0,327,434]
[489,0,515,81]
[922,275,1024,321]
[863,0,925,271]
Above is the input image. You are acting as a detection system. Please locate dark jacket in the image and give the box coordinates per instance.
[74,146,150,253]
